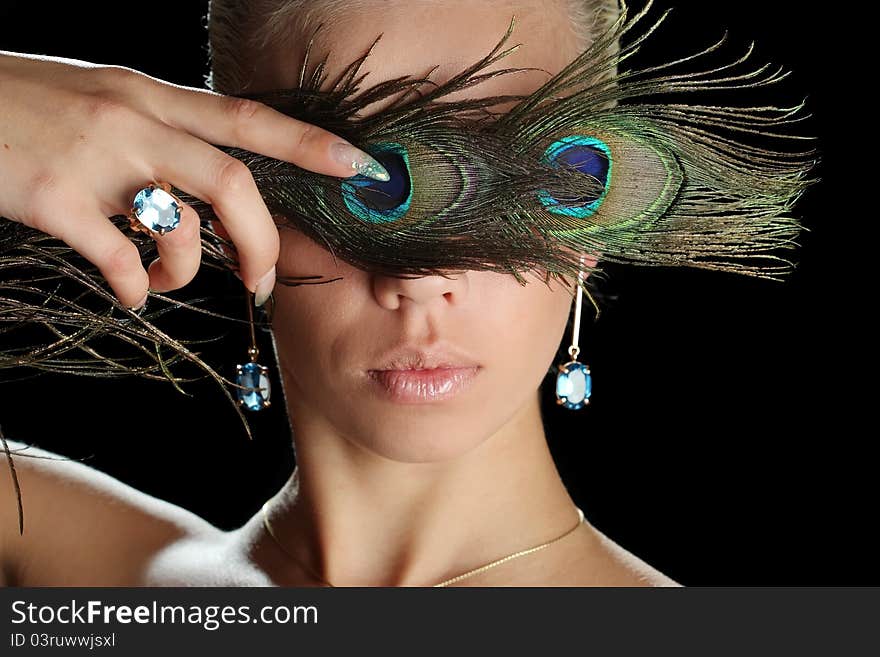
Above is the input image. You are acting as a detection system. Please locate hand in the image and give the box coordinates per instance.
[0,50,387,309]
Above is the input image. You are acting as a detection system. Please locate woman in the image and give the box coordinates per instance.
[1,0,814,586]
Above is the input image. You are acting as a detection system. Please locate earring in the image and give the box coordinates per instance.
[555,257,593,410]
[235,288,272,411]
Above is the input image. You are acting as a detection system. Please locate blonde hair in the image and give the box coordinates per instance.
[205,0,621,95]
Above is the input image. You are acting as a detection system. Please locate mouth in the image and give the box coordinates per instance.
[367,366,481,403]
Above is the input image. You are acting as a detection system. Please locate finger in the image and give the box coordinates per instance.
[145,203,202,293]
[144,121,279,298]
[147,83,389,181]
[36,202,149,309]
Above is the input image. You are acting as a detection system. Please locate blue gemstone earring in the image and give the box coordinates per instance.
[235,288,272,411]
[555,258,593,410]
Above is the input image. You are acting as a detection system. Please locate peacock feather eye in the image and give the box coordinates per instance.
[177,7,814,284]
[341,142,413,223]
[537,136,612,218]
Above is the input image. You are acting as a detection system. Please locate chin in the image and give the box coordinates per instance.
[341,408,500,464]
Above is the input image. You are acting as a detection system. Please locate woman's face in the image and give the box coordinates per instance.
[262,0,595,463]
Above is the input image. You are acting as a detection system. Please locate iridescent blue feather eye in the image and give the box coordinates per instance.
[341,142,412,223]
[538,136,612,218]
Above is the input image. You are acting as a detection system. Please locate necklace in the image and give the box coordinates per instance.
[261,499,585,587]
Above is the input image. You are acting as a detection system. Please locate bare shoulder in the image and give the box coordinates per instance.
[0,439,230,586]
[470,515,683,587]
[515,517,682,587]
[570,520,683,587]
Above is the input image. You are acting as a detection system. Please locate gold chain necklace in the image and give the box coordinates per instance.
[261,500,585,587]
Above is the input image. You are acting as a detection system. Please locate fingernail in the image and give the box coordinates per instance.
[129,291,149,312]
[330,142,390,182]
[254,265,275,307]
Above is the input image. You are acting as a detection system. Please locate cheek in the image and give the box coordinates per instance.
[523,287,573,371]
[270,226,365,376]
[274,223,343,278]
[269,287,337,378]
[475,273,574,393]
[507,272,572,336]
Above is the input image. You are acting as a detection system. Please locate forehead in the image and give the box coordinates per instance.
[254,0,581,115]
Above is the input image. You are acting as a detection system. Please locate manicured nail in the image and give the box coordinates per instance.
[254,265,275,307]
[129,291,149,312]
[330,142,390,182]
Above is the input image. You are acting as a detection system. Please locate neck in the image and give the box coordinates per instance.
[262,376,581,587]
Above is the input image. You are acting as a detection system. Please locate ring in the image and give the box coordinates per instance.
[128,181,182,237]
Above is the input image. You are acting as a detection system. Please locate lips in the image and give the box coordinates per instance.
[367,344,481,403]
[367,366,481,403]
[371,344,480,371]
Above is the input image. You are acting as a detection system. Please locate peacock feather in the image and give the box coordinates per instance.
[0,0,820,449]
[175,0,820,291]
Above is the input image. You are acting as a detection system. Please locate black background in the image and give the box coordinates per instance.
[0,1,873,585]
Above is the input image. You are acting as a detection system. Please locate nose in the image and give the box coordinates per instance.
[371,270,469,310]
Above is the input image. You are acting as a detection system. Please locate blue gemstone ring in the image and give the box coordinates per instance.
[128,181,183,237]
